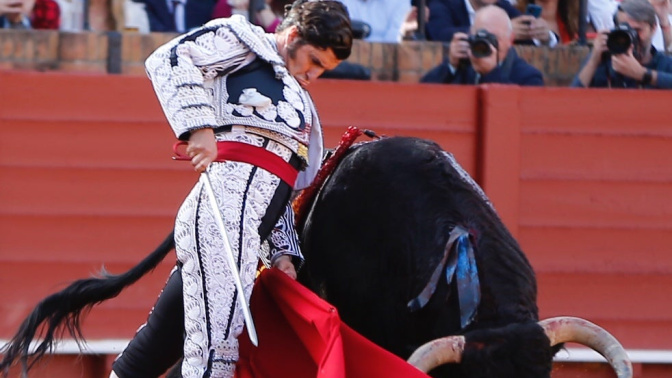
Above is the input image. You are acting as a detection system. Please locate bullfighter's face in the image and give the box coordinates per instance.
[277,26,341,89]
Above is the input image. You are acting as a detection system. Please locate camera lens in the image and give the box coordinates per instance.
[607,30,632,55]
[470,40,492,58]
[467,29,497,58]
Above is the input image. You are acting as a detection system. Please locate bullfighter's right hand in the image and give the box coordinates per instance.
[186,128,217,172]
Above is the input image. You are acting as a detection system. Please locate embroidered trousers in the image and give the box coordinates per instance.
[176,156,282,377]
[112,134,299,378]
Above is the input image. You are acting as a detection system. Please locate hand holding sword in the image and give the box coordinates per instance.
[179,128,218,173]
[173,129,259,347]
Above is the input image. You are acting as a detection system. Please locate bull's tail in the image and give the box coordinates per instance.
[0,231,175,377]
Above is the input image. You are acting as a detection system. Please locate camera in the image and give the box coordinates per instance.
[466,29,499,58]
[607,22,639,55]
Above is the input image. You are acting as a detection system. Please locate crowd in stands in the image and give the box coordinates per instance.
[1,0,671,88]
[421,5,545,85]
[0,0,59,29]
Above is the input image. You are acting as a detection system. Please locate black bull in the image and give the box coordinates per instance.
[0,136,629,378]
[297,136,551,377]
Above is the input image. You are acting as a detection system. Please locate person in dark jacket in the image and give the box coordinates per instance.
[421,5,544,86]
[134,0,216,33]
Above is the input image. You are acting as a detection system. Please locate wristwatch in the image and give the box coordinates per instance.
[642,68,653,85]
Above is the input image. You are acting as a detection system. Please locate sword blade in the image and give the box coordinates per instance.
[200,170,259,347]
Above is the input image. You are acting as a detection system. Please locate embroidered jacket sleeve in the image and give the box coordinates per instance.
[268,203,304,270]
[144,18,255,140]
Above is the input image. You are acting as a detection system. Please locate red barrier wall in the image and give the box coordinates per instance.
[479,85,672,351]
[1,70,671,377]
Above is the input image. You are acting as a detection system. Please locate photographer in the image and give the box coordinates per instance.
[571,0,672,89]
[421,5,544,85]
[426,0,558,46]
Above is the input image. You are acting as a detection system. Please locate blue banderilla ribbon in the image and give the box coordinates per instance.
[407,226,481,329]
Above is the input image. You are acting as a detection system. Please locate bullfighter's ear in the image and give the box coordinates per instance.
[286,25,300,44]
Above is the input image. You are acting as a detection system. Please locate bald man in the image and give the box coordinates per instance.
[421,5,544,86]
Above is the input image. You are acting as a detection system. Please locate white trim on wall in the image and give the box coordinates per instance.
[2,339,672,364]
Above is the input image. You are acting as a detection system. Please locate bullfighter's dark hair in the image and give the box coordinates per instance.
[277,0,353,60]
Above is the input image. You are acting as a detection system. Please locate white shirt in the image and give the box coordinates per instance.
[652,14,672,53]
[166,0,187,33]
[338,0,412,43]
[587,0,618,31]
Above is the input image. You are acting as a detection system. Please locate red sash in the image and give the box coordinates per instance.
[174,141,299,187]
[215,141,298,187]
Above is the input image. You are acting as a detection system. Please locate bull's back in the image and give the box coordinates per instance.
[299,137,539,361]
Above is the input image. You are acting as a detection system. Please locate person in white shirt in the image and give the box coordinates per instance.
[339,0,412,42]
[650,0,672,52]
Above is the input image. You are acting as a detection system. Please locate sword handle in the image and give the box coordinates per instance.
[200,171,259,347]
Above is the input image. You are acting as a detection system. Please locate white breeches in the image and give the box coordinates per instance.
[175,159,281,378]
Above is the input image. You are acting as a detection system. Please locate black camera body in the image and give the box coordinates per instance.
[607,22,639,55]
[467,29,499,58]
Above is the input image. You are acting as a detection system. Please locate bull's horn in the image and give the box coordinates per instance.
[406,336,465,373]
[539,316,633,378]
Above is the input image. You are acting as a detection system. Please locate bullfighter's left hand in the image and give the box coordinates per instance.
[272,255,297,280]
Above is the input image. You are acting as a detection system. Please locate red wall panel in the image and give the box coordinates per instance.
[1,70,670,377]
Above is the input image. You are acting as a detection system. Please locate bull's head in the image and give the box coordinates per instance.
[407,316,632,378]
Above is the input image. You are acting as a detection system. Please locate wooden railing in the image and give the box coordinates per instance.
[0,28,590,85]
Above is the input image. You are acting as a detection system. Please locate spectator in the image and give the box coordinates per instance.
[338,0,412,43]
[426,0,558,46]
[515,0,581,44]
[55,0,83,31]
[571,0,672,88]
[516,0,621,39]
[134,0,216,33]
[650,0,672,53]
[111,0,150,32]
[588,0,619,31]
[401,3,431,40]
[30,0,59,29]
[0,0,34,28]
[212,0,285,32]
[421,5,545,85]
[594,0,671,51]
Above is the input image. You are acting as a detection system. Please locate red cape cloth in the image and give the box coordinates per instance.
[236,268,431,378]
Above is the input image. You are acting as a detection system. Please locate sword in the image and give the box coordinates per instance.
[200,169,259,347]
